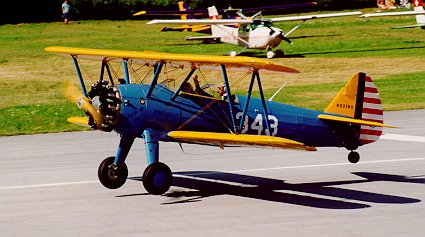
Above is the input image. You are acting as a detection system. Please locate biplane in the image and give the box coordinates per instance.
[361,0,425,29]
[45,46,395,195]
[134,1,316,33]
[147,6,362,58]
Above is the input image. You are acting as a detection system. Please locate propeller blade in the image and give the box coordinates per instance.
[63,80,104,129]
[278,32,292,44]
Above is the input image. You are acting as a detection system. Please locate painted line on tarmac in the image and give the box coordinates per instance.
[2,157,424,190]
[0,180,98,190]
[381,133,425,143]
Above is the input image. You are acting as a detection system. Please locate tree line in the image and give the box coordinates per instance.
[0,0,375,25]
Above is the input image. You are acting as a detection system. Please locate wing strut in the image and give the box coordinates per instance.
[71,56,88,97]
[239,69,270,134]
[255,70,271,133]
[146,62,164,98]
[221,64,239,134]
[122,59,131,84]
[171,67,197,101]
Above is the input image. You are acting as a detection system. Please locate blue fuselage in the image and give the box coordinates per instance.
[114,84,359,148]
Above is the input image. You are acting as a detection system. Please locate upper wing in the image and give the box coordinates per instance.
[361,10,425,18]
[270,11,362,22]
[45,46,299,73]
[147,19,252,25]
[168,131,317,151]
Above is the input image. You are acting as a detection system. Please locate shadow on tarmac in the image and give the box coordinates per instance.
[125,172,423,209]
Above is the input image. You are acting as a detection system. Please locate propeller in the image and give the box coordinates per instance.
[278,31,292,44]
[63,80,105,129]
[266,25,292,45]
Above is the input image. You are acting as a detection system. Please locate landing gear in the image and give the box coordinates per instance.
[98,156,128,189]
[275,49,284,57]
[142,162,173,195]
[348,151,360,164]
[266,51,275,59]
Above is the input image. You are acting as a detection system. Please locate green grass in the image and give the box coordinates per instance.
[1,10,425,136]
[260,71,425,111]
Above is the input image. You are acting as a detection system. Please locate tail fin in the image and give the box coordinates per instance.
[178,1,195,20]
[208,6,220,20]
[414,0,424,11]
[325,72,384,145]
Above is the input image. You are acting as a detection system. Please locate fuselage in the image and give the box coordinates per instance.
[212,24,283,49]
[113,84,360,148]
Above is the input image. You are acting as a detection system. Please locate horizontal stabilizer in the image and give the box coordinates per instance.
[392,24,425,29]
[185,36,221,41]
[168,131,317,151]
[67,117,90,127]
[318,114,397,128]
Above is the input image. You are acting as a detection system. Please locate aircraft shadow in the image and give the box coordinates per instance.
[126,172,422,209]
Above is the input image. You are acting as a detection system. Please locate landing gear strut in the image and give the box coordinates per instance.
[348,151,360,164]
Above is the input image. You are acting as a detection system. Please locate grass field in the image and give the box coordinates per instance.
[1,9,424,136]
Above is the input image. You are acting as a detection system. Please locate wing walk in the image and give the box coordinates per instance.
[167,131,317,151]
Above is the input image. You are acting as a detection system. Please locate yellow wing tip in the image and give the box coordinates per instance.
[67,117,90,127]
[133,11,146,16]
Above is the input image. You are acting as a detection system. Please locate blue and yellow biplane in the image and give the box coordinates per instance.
[45,46,395,195]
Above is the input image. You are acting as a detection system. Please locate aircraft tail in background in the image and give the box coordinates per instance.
[361,0,425,29]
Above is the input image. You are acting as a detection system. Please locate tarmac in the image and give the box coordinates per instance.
[1,110,424,236]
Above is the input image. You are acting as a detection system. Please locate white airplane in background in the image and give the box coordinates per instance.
[361,0,425,29]
[148,6,362,58]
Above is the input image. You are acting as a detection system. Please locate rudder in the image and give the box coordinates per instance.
[325,72,384,145]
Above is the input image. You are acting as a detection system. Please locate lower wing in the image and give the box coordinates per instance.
[167,131,317,151]
[185,36,221,41]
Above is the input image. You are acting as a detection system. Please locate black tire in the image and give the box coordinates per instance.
[348,151,360,164]
[142,162,173,195]
[98,156,128,189]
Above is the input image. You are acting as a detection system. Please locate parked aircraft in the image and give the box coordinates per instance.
[361,0,425,29]
[148,6,361,58]
[134,1,316,33]
[45,46,395,195]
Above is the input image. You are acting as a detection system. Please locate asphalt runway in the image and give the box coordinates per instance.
[1,110,424,236]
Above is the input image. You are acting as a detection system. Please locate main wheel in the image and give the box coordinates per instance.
[348,151,360,164]
[98,156,128,189]
[142,162,173,195]
[275,49,284,57]
[266,51,275,59]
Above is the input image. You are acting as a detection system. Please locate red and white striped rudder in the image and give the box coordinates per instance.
[359,75,383,145]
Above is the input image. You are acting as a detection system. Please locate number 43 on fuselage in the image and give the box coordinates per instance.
[45,46,396,195]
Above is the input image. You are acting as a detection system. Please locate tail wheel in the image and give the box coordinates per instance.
[348,151,360,164]
[98,156,128,189]
[142,162,173,195]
